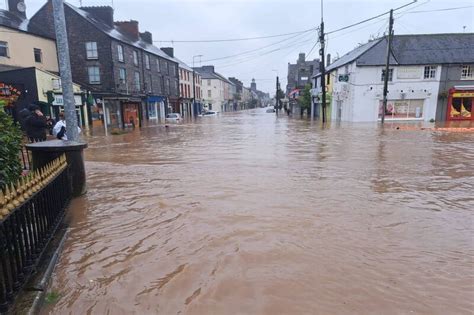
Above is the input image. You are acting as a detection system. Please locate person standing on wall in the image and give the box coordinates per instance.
[25,104,47,142]
[53,112,81,140]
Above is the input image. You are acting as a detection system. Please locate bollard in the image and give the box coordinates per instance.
[25,140,88,197]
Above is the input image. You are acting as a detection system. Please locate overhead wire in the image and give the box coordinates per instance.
[154,27,318,43]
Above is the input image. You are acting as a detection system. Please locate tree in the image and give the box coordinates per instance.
[0,105,22,187]
[299,84,312,110]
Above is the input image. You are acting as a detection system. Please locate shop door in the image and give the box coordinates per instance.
[123,103,139,127]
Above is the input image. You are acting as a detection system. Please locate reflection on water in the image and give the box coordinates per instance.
[43,110,474,314]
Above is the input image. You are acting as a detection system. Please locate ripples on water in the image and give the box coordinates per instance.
[43,110,474,314]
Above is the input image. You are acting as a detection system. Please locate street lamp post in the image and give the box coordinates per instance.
[192,55,203,117]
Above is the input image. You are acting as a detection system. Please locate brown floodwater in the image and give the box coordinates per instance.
[42,110,473,315]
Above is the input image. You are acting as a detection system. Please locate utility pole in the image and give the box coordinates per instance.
[52,0,79,141]
[381,9,394,124]
[319,0,326,123]
[275,76,280,115]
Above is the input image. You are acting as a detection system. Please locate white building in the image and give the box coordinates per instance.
[194,65,228,112]
[315,33,474,122]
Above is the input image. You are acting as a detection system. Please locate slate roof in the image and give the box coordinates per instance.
[357,33,474,66]
[0,9,54,39]
[314,33,474,77]
[64,3,176,63]
[193,66,232,84]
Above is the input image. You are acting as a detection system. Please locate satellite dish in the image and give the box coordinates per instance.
[17,2,26,13]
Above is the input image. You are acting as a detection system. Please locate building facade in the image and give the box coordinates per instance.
[286,53,320,95]
[320,33,474,123]
[194,65,228,112]
[29,2,179,129]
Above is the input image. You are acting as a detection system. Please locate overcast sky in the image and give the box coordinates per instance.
[3,0,473,93]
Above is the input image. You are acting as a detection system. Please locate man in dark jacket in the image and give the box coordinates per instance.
[25,104,47,142]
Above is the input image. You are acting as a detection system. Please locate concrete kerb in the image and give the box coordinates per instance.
[27,229,69,315]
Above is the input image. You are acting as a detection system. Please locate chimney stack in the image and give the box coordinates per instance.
[115,20,140,41]
[81,6,114,28]
[140,31,153,44]
[161,47,174,58]
[298,53,305,63]
[8,0,27,19]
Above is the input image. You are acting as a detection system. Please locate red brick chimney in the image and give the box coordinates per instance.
[115,20,139,41]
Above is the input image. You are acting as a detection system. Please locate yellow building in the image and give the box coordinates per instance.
[0,24,58,73]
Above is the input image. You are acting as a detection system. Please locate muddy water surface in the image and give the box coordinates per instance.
[43,110,474,314]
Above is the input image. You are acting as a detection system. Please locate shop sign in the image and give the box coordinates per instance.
[52,94,83,106]
[397,67,421,79]
[453,92,474,98]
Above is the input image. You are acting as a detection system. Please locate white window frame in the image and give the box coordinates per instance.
[88,66,101,84]
[461,65,474,80]
[133,51,139,66]
[423,66,436,79]
[134,71,141,91]
[0,41,9,57]
[117,45,124,62]
[381,68,394,82]
[145,54,150,70]
[85,42,98,60]
[119,68,127,83]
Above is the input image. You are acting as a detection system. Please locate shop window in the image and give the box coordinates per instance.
[85,42,98,59]
[88,66,101,84]
[0,41,9,57]
[461,65,473,80]
[450,96,472,119]
[423,66,436,79]
[381,69,393,82]
[117,45,124,62]
[34,48,42,63]
[379,99,424,120]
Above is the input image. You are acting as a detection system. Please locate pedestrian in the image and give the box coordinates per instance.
[24,104,47,142]
[53,112,81,140]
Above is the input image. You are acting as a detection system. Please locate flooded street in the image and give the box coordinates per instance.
[44,110,473,314]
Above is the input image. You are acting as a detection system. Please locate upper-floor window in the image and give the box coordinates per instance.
[170,64,176,77]
[34,48,42,63]
[145,54,150,70]
[133,51,139,66]
[119,68,127,83]
[381,69,393,82]
[424,66,436,79]
[165,78,170,94]
[85,42,98,59]
[207,79,211,86]
[134,71,141,91]
[208,90,211,97]
[117,45,124,62]
[160,60,168,74]
[88,66,101,84]
[0,41,8,57]
[461,65,473,80]
[157,59,161,72]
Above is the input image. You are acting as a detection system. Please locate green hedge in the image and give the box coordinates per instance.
[0,105,22,187]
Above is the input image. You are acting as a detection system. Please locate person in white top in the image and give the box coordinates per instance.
[53,112,81,140]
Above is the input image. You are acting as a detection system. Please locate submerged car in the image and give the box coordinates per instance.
[165,113,182,123]
[202,111,217,116]
[266,108,276,113]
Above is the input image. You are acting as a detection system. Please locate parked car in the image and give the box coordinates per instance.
[165,113,182,123]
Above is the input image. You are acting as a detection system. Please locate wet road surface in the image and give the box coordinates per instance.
[43,110,473,314]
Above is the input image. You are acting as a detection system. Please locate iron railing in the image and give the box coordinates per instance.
[0,155,70,313]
